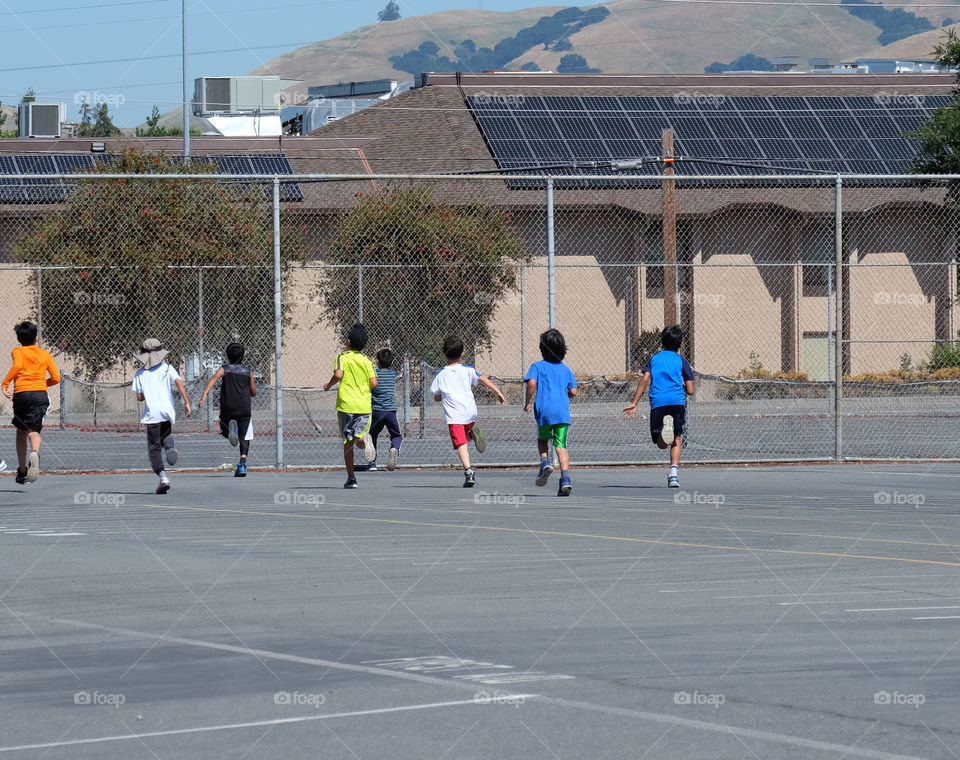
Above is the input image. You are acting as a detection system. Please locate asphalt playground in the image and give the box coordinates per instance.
[2,463,960,759]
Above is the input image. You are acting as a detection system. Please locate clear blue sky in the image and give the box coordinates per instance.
[1,0,567,128]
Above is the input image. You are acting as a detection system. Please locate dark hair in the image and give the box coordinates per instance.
[347,323,368,350]
[14,321,37,346]
[376,348,393,368]
[226,342,245,364]
[539,328,566,362]
[443,335,464,361]
[661,324,683,351]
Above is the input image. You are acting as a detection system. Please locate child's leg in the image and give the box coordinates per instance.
[145,424,165,475]
[537,438,549,461]
[670,435,682,466]
[28,431,41,453]
[343,441,355,478]
[385,411,402,451]
[15,429,27,469]
[557,447,570,470]
[238,418,251,459]
[455,443,471,470]
[369,411,386,456]
[657,437,670,449]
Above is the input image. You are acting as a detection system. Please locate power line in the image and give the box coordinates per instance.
[0,0,174,16]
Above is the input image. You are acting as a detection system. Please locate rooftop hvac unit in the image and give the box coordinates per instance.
[18,103,63,138]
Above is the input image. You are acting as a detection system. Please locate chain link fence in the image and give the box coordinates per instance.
[0,171,957,471]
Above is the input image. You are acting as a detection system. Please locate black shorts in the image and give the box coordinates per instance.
[12,390,50,433]
[650,405,686,443]
[219,415,251,440]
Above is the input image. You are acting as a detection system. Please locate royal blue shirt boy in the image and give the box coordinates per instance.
[524,360,577,426]
[643,350,694,409]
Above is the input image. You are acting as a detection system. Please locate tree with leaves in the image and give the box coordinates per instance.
[315,185,531,366]
[76,98,121,138]
[14,148,306,379]
[378,1,400,21]
[910,28,960,187]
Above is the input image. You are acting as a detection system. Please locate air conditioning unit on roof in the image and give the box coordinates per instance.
[18,103,63,138]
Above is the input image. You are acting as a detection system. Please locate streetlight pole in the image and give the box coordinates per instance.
[182,0,190,156]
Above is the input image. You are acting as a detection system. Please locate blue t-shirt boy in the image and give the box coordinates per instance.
[643,350,694,409]
[524,360,577,426]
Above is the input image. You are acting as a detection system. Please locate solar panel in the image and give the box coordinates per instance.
[0,152,302,204]
[468,93,943,180]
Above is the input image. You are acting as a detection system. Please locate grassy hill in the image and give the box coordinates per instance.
[248,0,907,96]
[860,24,956,60]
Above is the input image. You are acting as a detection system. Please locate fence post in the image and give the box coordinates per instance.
[546,178,556,329]
[403,359,411,433]
[834,175,843,462]
[419,360,426,439]
[358,264,364,323]
[273,178,284,468]
[199,267,212,433]
[520,265,526,376]
[36,267,42,339]
[59,376,65,430]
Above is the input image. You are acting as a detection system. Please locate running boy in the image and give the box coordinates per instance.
[198,342,257,477]
[2,321,60,484]
[323,323,377,489]
[133,338,192,494]
[622,325,694,488]
[430,335,505,488]
[524,328,577,496]
[367,348,402,472]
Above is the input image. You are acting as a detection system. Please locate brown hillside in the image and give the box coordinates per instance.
[860,24,957,60]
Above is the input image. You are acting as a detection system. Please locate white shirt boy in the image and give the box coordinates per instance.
[430,363,480,424]
[133,363,182,424]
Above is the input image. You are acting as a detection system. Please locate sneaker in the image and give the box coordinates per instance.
[235,459,247,477]
[26,452,39,483]
[15,467,27,485]
[667,475,680,488]
[0,460,6,473]
[535,461,554,487]
[367,461,378,472]
[387,447,399,471]
[472,427,487,454]
[362,434,376,462]
[660,415,675,446]
[463,469,476,488]
[163,436,178,466]
[156,479,171,495]
[344,477,358,489]
[228,419,239,447]
[558,476,572,497]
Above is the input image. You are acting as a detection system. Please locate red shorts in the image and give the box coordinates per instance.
[448,422,475,449]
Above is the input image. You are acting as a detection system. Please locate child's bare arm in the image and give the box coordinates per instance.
[684,379,695,396]
[568,387,578,398]
[524,378,536,413]
[433,393,442,402]
[478,375,506,404]
[622,372,651,417]
[324,368,343,392]
[369,375,378,389]
[198,367,224,407]
[249,373,257,397]
[175,378,192,417]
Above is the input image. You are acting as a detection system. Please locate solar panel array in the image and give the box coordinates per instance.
[467,95,952,177]
[0,153,301,203]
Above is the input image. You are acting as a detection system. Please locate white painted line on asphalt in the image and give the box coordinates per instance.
[719,591,899,600]
[913,615,960,620]
[0,698,488,753]
[847,606,960,613]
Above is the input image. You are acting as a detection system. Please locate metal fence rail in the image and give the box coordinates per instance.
[0,171,957,471]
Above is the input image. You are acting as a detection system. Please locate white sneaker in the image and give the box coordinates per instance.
[26,452,39,482]
[363,434,376,462]
[660,415,675,446]
[0,460,7,473]
[387,447,399,471]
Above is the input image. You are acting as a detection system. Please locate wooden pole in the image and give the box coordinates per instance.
[662,128,677,328]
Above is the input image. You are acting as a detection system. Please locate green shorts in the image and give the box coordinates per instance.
[538,423,569,449]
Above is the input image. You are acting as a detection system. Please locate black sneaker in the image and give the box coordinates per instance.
[463,469,476,488]
[344,477,358,489]
[163,436,178,466]
[15,467,27,485]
